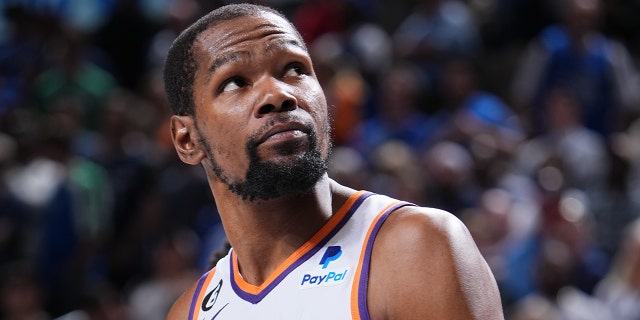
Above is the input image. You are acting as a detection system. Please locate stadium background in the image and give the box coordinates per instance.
[0,0,639,318]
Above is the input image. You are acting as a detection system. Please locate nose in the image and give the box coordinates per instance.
[254,77,298,116]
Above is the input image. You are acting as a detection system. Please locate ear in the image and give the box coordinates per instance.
[170,115,206,165]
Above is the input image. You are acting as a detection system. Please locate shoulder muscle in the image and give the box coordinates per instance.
[368,206,504,319]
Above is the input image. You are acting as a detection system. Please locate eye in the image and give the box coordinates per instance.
[220,77,247,93]
[283,63,307,77]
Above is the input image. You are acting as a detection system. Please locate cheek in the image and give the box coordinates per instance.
[194,97,248,150]
[300,82,331,152]
[196,115,248,165]
[301,81,329,122]
[191,74,252,170]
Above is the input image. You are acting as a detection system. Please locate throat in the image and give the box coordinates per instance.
[231,206,333,286]
[232,233,307,286]
[222,178,339,286]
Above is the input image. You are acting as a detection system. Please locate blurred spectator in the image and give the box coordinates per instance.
[479,86,613,309]
[306,1,393,146]
[513,86,627,258]
[0,133,29,265]
[594,218,640,320]
[308,0,393,81]
[30,111,112,317]
[510,0,640,138]
[292,0,346,46]
[421,140,479,214]
[508,238,613,320]
[368,140,425,205]
[435,56,525,187]
[0,5,58,115]
[541,188,609,295]
[620,117,640,217]
[2,100,113,317]
[93,0,159,90]
[515,87,609,193]
[75,89,165,293]
[328,145,370,192]
[145,0,203,72]
[54,282,130,320]
[479,0,554,49]
[503,185,612,319]
[127,229,199,320]
[438,57,524,149]
[329,67,368,147]
[462,186,541,308]
[30,28,117,132]
[394,0,481,61]
[393,0,481,101]
[346,61,442,157]
[0,262,49,320]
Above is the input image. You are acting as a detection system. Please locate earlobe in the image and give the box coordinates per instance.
[170,115,205,165]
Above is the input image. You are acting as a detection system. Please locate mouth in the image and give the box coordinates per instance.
[256,121,311,146]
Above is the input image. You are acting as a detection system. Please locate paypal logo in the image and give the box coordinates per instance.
[319,246,342,269]
[300,270,348,286]
[299,246,349,288]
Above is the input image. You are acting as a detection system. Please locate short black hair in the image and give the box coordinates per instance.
[163,3,305,116]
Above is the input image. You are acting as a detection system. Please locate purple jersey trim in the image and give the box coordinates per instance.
[189,269,214,320]
[357,202,414,320]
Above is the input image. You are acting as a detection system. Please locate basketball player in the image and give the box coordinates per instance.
[164,3,503,319]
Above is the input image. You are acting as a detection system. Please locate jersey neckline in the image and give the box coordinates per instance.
[229,190,372,304]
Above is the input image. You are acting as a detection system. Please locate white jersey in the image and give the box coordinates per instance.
[187,191,412,320]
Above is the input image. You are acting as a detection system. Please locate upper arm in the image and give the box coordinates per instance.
[368,206,504,320]
[166,281,198,320]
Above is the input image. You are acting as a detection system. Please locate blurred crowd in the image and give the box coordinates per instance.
[0,0,639,319]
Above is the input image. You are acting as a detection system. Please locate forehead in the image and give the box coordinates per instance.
[193,12,305,60]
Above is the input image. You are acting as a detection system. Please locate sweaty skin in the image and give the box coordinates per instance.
[167,10,504,320]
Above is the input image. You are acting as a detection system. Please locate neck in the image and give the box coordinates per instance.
[210,175,350,285]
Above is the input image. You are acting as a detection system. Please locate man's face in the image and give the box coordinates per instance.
[189,12,331,201]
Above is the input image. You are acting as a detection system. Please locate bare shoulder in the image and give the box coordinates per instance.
[382,206,469,244]
[368,205,504,319]
[166,280,198,320]
[373,206,479,261]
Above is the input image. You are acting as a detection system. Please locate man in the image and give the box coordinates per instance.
[510,0,640,138]
[164,3,503,319]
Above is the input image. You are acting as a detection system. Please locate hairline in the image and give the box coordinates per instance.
[164,4,307,117]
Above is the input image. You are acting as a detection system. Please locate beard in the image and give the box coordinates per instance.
[200,116,330,202]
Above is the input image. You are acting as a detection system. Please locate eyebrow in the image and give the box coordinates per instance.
[265,38,306,53]
[207,51,252,75]
[206,38,306,75]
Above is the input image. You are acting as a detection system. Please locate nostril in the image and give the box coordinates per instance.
[257,100,297,115]
[281,99,296,111]
[258,104,276,115]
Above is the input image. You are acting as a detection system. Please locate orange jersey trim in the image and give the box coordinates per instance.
[190,267,217,320]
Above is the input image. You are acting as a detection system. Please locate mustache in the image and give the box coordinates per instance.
[245,115,317,161]
[248,114,314,146]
